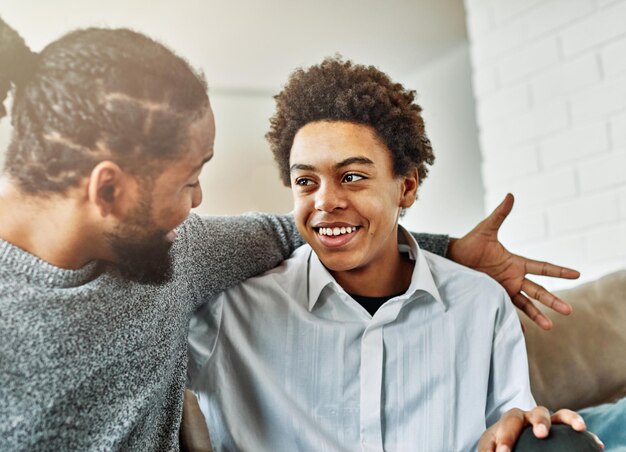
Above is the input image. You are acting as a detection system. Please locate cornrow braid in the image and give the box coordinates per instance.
[266,57,435,187]
[0,18,209,195]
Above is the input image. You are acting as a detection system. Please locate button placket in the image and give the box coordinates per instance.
[359,323,384,451]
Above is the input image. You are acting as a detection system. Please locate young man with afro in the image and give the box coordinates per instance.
[187,58,601,451]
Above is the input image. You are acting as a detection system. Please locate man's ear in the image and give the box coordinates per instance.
[87,161,127,217]
[399,167,419,209]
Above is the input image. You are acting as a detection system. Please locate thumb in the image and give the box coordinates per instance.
[480,193,514,235]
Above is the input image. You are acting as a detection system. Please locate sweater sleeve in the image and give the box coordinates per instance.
[174,212,303,308]
[412,232,449,257]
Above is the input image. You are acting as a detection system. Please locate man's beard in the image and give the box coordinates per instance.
[105,194,175,285]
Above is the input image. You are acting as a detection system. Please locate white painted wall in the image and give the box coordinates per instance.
[198,90,292,215]
[464,0,626,289]
[399,43,485,237]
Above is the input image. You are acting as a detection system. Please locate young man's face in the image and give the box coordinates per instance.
[107,107,215,283]
[289,121,417,279]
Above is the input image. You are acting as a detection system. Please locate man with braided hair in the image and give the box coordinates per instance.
[0,19,583,450]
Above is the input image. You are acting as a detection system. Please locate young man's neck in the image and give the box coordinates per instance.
[330,251,414,298]
[0,177,103,269]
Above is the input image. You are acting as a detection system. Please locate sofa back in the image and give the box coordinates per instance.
[522,270,626,411]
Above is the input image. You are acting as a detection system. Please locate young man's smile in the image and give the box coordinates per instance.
[314,223,360,247]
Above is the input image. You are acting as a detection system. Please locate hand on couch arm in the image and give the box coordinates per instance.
[478,406,604,452]
[447,193,580,330]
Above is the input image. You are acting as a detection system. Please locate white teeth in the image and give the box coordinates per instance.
[317,226,357,236]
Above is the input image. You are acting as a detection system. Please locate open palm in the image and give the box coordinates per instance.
[448,194,579,330]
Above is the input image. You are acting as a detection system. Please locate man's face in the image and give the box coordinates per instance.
[289,121,416,278]
[108,107,216,284]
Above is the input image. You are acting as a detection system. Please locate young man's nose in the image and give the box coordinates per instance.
[314,183,347,212]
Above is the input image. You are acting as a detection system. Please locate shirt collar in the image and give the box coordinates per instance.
[306,226,446,312]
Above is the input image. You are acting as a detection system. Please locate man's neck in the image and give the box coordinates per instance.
[0,178,101,269]
[330,251,415,298]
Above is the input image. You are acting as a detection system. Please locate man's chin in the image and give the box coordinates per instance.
[108,234,175,285]
[117,258,173,285]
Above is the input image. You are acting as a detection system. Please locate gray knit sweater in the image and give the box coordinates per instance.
[0,212,447,451]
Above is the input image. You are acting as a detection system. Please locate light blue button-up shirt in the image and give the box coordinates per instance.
[188,228,535,451]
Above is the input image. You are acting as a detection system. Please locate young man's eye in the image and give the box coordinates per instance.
[343,173,365,183]
[187,181,200,188]
[294,178,313,186]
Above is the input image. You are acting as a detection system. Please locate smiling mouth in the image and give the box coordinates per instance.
[315,226,358,237]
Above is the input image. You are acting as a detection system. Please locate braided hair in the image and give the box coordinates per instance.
[266,57,434,187]
[0,18,209,195]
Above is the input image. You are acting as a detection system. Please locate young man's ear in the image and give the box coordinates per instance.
[399,167,419,209]
[87,161,126,217]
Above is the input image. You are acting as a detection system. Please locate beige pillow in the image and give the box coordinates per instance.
[521,270,626,411]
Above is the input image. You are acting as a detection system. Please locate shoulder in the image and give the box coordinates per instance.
[422,250,510,312]
[177,212,265,239]
[422,251,522,346]
[172,212,287,259]
[423,250,505,293]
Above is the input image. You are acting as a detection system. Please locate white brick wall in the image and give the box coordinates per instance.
[498,36,561,84]
[539,121,609,168]
[560,1,626,55]
[476,83,530,126]
[619,186,626,219]
[464,0,626,289]
[547,191,620,233]
[531,54,601,105]
[612,111,626,147]
[578,150,626,192]
[481,143,539,186]
[602,38,626,77]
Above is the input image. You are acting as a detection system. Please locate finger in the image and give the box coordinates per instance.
[521,279,572,315]
[512,293,553,330]
[477,431,497,452]
[492,408,528,450]
[550,410,605,450]
[588,432,605,450]
[523,258,580,280]
[482,193,514,234]
[550,409,586,431]
[526,406,551,438]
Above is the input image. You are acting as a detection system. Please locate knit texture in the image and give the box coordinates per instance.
[0,212,447,451]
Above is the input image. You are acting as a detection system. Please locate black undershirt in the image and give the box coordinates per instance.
[346,248,412,316]
[349,291,405,316]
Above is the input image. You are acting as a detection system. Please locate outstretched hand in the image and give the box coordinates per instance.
[447,194,580,330]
